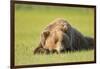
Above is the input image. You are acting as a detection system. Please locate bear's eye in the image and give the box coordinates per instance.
[55,38,58,44]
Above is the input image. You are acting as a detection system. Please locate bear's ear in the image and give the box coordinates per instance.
[40,30,50,46]
[62,23,71,32]
[43,30,50,38]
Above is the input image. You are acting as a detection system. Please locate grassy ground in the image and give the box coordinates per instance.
[15,4,95,65]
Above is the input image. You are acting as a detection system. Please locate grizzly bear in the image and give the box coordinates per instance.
[33,18,94,54]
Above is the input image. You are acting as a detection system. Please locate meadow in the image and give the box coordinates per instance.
[15,4,95,65]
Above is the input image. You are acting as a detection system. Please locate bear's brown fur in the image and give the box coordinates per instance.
[33,18,94,54]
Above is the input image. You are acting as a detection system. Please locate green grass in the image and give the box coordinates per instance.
[15,4,95,65]
[15,50,94,65]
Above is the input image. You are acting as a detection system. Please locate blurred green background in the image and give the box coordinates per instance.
[15,4,94,65]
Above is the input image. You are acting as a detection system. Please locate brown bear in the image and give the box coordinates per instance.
[33,18,94,54]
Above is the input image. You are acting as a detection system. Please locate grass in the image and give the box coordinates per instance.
[15,4,95,65]
[15,50,94,65]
